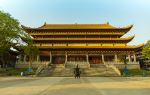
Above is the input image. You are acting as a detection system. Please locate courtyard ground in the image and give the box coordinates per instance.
[0,77,150,95]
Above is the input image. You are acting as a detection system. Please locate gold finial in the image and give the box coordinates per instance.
[44,22,47,26]
[75,23,78,27]
[107,22,109,25]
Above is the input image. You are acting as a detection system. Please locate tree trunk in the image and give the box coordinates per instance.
[29,55,33,72]
[0,57,5,68]
[29,56,31,69]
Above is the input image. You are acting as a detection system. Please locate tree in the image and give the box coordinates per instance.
[0,10,39,71]
[0,10,23,68]
[142,40,150,59]
[21,36,39,72]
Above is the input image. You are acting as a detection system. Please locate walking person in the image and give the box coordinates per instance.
[74,64,81,78]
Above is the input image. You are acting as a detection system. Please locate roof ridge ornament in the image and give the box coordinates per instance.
[44,22,47,26]
[107,22,109,25]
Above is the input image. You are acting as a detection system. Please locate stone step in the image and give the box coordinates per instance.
[90,64,106,68]
[37,64,120,77]
[81,68,118,77]
[65,62,90,68]
[48,68,74,77]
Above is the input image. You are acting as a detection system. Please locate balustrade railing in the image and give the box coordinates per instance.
[104,61,139,65]
[34,38,125,40]
[30,32,124,35]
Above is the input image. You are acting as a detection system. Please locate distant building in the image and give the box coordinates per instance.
[21,23,144,67]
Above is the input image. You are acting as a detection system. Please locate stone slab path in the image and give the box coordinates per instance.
[0,77,150,95]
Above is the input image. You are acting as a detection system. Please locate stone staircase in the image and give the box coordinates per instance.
[36,64,120,77]
[48,68,74,77]
[81,67,119,77]
[65,61,90,68]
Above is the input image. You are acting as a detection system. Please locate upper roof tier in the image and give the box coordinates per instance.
[32,35,134,43]
[22,22,133,30]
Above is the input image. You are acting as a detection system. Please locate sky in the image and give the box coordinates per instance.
[0,0,150,45]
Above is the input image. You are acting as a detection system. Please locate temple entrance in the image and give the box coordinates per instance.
[104,55,114,62]
[67,55,86,62]
[89,56,102,64]
[40,56,50,61]
[52,56,65,64]
[65,55,90,68]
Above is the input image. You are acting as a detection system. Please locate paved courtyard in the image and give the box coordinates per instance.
[0,77,150,95]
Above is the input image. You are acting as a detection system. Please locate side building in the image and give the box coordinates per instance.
[20,22,144,68]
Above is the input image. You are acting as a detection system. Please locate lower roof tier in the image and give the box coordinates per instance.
[37,44,144,51]
[30,32,125,37]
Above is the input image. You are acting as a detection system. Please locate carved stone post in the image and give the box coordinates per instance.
[115,54,118,62]
[50,51,52,63]
[86,54,89,63]
[37,55,39,62]
[102,54,105,63]
[133,54,136,62]
[128,54,131,62]
[65,53,68,63]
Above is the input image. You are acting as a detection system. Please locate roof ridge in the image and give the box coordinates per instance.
[39,23,116,29]
[21,23,133,30]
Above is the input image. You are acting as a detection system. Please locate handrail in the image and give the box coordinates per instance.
[105,63,121,76]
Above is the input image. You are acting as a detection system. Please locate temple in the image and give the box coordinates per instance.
[21,22,144,68]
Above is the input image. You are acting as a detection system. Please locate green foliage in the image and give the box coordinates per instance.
[24,36,39,56]
[142,40,150,59]
[0,10,24,67]
[20,35,39,60]
[0,10,39,69]
[0,10,21,48]
[20,35,39,69]
[120,69,150,77]
[0,68,36,76]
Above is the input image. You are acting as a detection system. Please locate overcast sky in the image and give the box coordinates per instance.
[0,0,150,45]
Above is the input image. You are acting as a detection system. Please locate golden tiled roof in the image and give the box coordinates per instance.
[22,23,133,30]
[33,35,135,42]
[37,44,144,49]
[39,23,115,29]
